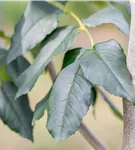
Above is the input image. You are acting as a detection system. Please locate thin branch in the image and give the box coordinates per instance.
[47,61,107,150]
[79,123,107,150]
[46,61,57,81]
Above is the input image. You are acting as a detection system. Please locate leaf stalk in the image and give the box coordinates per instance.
[48,1,94,48]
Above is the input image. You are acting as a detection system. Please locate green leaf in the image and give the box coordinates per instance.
[83,7,130,36]
[0,30,11,43]
[58,1,67,5]
[0,30,4,38]
[90,87,97,118]
[47,62,91,141]
[80,40,135,104]
[33,48,88,125]
[107,1,131,24]
[62,48,97,107]
[62,48,97,106]
[0,82,33,141]
[0,66,12,82]
[62,47,123,119]
[7,1,62,64]
[0,47,7,66]
[30,44,40,59]
[0,47,11,82]
[97,88,123,120]
[7,56,30,83]
[90,87,97,107]
[15,26,78,99]
[62,48,84,69]
[32,92,50,124]
[33,47,95,125]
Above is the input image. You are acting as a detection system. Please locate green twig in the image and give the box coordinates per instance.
[48,1,94,48]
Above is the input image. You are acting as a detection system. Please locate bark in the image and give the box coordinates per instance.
[122,1,135,150]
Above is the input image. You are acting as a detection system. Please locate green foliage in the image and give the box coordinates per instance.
[15,26,78,99]
[107,1,131,24]
[0,82,33,141]
[7,1,63,64]
[32,91,50,124]
[7,56,30,83]
[58,1,67,5]
[80,40,135,103]
[0,30,11,43]
[47,62,92,141]
[62,48,84,69]
[62,47,122,119]
[0,47,7,66]
[0,40,32,141]
[0,0,133,143]
[83,7,130,36]
[0,47,11,82]
[90,87,97,107]
[0,66,11,82]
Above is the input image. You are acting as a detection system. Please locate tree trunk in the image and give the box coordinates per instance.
[122,1,135,150]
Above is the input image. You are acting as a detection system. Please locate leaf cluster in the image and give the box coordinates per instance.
[0,1,132,141]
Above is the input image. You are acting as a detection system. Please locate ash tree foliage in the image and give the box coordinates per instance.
[0,0,133,142]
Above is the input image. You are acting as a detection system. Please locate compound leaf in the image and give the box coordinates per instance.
[80,40,135,104]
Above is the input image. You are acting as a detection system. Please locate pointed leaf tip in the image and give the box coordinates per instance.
[7,1,63,64]
[81,40,135,104]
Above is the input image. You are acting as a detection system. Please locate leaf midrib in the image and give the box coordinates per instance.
[16,27,76,95]
[12,14,58,54]
[94,49,132,100]
[77,45,132,100]
[60,65,81,136]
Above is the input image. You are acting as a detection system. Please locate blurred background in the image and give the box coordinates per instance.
[0,1,129,150]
